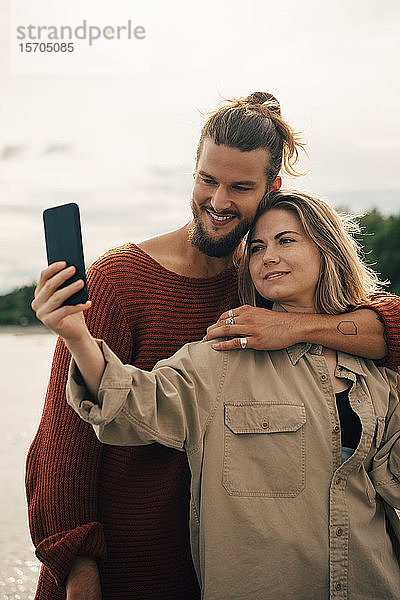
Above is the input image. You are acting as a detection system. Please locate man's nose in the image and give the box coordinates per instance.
[210,186,232,213]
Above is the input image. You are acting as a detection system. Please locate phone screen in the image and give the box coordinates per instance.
[43,202,88,306]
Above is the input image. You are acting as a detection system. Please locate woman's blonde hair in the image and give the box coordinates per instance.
[239,190,386,314]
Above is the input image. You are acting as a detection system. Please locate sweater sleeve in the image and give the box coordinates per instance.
[361,293,400,368]
[25,263,133,587]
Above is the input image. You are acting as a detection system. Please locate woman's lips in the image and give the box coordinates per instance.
[264,272,290,281]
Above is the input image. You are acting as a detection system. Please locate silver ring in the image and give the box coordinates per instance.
[240,337,247,349]
[225,317,235,325]
[228,309,234,319]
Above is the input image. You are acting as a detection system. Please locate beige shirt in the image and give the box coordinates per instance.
[67,339,400,600]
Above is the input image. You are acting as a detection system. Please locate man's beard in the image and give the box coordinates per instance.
[189,200,252,258]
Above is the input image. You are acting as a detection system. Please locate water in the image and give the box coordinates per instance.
[0,330,57,599]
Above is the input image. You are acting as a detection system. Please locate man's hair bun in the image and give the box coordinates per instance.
[244,91,281,114]
[197,90,304,184]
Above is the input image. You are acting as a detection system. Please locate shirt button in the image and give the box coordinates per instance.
[336,528,343,536]
[311,344,319,351]
[333,425,340,433]
[335,583,342,591]
[320,373,328,382]
[335,477,342,485]
[262,421,269,429]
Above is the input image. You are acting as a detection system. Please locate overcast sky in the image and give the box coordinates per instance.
[1,0,399,293]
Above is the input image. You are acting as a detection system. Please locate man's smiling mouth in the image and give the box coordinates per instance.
[205,208,237,226]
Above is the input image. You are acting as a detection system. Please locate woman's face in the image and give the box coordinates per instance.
[249,209,321,313]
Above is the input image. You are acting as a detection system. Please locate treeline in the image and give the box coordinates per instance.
[358,210,400,295]
[0,209,399,326]
[0,283,38,326]
[0,283,40,326]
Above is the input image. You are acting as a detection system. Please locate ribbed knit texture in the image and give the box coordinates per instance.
[363,293,400,368]
[26,243,238,600]
[25,243,400,600]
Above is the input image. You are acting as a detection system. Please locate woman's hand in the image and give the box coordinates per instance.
[32,261,91,343]
[204,305,302,351]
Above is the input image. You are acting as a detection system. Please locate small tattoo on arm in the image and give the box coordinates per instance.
[337,321,358,335]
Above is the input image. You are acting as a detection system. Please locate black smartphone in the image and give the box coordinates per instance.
[43,202,88,306]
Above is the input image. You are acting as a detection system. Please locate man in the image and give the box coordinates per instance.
[27,91,400,600]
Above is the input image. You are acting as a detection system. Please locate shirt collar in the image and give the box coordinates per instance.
[286,342,313,365]
[284,342,366,376]
[271,303,366,376]
[336,352,366,376]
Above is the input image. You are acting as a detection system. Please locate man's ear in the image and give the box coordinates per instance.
[269,176,282,191]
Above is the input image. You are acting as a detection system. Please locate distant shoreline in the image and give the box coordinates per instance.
[0,325,55,335]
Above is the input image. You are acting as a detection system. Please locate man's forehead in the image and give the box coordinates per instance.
[197,139,269,181]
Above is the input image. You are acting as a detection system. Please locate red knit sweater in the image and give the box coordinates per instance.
[26,244,400,600]
[26,244,238,600]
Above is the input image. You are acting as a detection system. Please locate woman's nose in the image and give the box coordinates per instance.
[262,249,279,264]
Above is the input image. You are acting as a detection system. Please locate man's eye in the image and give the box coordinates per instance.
[201,177,216,185]
[233,185,251,192]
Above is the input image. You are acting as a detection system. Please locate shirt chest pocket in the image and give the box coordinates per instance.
[223,401,306,497]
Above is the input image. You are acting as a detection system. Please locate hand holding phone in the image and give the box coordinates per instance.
[32,262,91,341]
[32,203,91,341]
[43,202,88,305]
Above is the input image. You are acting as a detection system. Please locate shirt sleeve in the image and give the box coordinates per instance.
[66,340,224,454]
[25,265,133,587]
[361,293,400,367]
[369,368,400,509]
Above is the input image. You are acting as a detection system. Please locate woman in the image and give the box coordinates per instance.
[32,190,400,600]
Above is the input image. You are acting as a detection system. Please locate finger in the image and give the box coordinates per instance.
[208,304,254,333]
[39,301,91,328]
[53,301,91,320]
[36,262,67,296]
[56,301,92,317]
[33,272,79,311]
[216,305,250,323]
[33,278,84,314]
[216,308,237,322]
[38,261,68,287]
[204,323,247,340]
[204,322,222,337]
[36,265,75,303]
[34,266,77,307]
[211,337,247,351]
[206,318,242,336]
[46,278,85,311]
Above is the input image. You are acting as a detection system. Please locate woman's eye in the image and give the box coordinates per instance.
[279,237,294,245]
[250,245,264,254]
